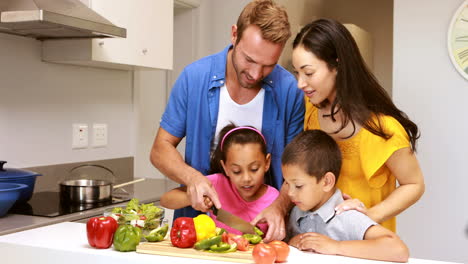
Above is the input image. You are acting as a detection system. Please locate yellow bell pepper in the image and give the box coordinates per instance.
[193,214,217,241]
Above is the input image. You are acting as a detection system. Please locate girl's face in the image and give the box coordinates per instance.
[221,143,271,202]
[292,45,337,106]
[282,164,328,212]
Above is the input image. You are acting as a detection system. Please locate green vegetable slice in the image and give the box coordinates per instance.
[194,235,222,250]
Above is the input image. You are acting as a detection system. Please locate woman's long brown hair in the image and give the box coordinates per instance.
[293,18,419,151]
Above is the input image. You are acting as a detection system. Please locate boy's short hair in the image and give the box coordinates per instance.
[236,0,291,44]
[282,130,342,182]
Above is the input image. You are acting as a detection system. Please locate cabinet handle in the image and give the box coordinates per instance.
[99,41,104,46]
[142,48,148,54]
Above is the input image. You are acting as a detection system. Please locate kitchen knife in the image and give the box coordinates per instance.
[211,206,256,234]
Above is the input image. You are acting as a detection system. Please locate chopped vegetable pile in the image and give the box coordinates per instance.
[109,198,164,229]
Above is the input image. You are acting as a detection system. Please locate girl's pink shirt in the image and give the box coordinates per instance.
[207,173,279,235]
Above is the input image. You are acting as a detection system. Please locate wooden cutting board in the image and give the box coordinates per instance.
[136,240,254,263]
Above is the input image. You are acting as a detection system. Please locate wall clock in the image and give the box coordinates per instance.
[448,0,468,80]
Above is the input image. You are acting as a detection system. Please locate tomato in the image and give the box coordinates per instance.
[252,243,276,264]
[222,233,249,251]
[268,240,290,263]
[230,234,250,251]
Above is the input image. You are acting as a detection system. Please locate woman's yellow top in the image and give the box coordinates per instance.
[304,102,410,231]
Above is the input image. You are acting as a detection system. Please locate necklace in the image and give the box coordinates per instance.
[321,107,341,118]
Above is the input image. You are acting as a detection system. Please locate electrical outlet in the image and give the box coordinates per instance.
[72,124,88,149]
[92,123,107,147]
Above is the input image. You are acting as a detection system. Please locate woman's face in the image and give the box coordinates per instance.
[221,143,271,202]
[292,45,337,105]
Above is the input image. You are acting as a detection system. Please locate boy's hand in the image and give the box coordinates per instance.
[296,232,340,255]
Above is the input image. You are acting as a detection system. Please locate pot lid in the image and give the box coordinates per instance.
[0,161,41,178]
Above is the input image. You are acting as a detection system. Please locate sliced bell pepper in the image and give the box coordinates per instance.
[254,226,264,237]
[144,223,169,242]
[86,216,118,249]
[170,217,197,248]
[242,233,262,244]
[208,242,237,253]
[194,235,222,250]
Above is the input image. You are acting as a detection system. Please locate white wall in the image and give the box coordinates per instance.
[0,33,134,169]
[394,0,468,263]
[321,0,393,94]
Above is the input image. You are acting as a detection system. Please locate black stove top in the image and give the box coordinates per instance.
[10,191,130,217]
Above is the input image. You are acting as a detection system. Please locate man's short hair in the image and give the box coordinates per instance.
[236,0,291,44]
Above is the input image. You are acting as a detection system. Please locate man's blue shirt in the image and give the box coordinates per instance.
[160,45,304,190]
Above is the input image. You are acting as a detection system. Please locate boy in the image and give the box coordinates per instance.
[282,130,409,262]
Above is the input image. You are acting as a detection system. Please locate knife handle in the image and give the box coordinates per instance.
[211,205,218,216]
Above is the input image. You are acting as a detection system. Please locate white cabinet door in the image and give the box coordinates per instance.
[42,0,173,70]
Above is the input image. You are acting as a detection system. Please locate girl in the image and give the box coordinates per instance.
[291,19,425,231]
[160,124,279,234]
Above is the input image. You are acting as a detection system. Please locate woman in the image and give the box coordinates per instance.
[291,18,424,231]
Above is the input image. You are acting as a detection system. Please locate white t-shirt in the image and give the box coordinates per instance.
[213,84,265,151]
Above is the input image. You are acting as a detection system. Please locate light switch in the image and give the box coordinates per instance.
[92,123,107,147]
[72,124,88,149]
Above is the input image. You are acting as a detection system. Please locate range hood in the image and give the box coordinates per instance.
[0,0,126,40]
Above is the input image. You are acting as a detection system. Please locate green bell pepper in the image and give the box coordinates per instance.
[194,235,222,250]
[242,233,262,244]
[215,227,226,236]
[254,226,264,237]
[113,224,141,252]
[208,242,237,253]
[144,224,169,242]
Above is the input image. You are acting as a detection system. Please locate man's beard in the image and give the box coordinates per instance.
[231,47,262,89]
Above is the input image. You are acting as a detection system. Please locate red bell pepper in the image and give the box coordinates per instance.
[86,216,118,249]
[170,217,197,248]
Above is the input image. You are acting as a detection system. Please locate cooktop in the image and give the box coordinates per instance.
[10,191,130,217]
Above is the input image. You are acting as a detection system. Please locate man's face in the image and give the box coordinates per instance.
[231,25,284,89]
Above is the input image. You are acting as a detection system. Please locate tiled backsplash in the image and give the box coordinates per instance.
[24,157,134,192]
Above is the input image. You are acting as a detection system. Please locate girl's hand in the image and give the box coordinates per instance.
[297,232,339,255]
[334,193,367,215]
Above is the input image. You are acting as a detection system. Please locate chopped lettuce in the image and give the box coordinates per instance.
[109,198,163,229]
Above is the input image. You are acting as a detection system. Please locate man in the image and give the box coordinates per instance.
[150,0,303,241]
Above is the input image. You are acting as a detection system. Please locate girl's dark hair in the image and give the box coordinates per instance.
[293,18,419,151]
[282,130,341,181]
[209,124,268,175]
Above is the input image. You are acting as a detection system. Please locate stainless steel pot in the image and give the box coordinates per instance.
[60,179,112,204]
[59,178,145,204]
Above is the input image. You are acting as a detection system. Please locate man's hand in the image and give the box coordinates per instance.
[186,173,221,212]
[251,203,286,242]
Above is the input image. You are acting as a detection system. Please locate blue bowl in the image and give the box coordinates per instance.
[0,176,37,202]
[0,183,28,217]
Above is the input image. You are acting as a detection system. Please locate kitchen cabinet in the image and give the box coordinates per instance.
[42,0,173,70]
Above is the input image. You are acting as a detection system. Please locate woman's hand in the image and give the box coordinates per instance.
[334,193,368,215]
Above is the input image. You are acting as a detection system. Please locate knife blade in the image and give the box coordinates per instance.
[211,206,256,234]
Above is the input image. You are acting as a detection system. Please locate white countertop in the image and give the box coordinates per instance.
[0,222,461,264]
[0,178,178,236]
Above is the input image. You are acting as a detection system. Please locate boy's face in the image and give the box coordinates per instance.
[282,164,329,212]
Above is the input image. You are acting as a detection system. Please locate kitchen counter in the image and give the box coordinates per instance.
[0,178,178,236]
[0,222,461,264]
